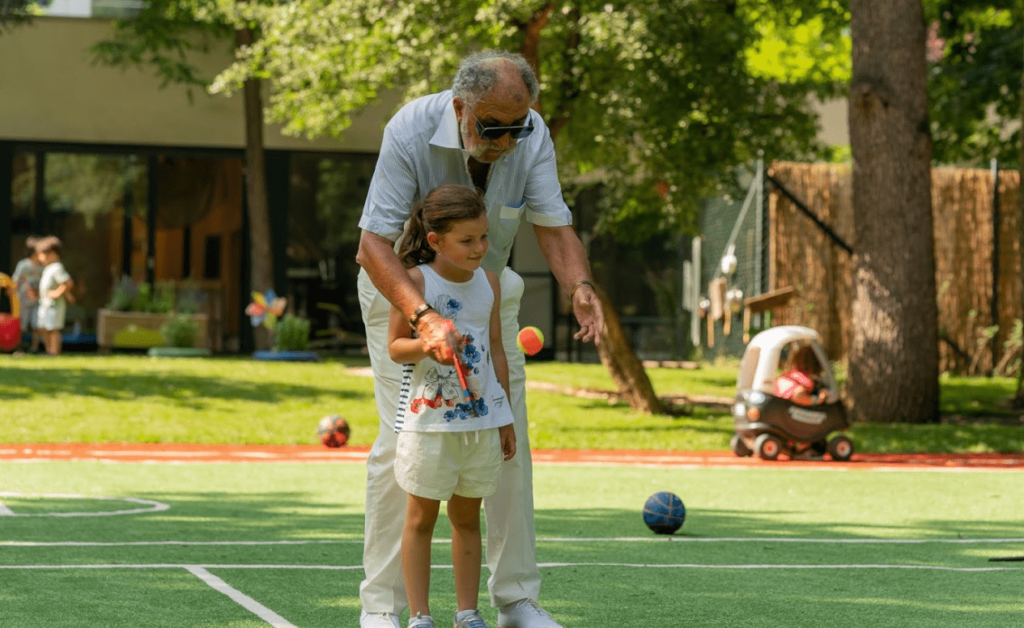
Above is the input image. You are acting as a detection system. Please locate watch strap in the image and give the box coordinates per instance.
[408,303,434,329]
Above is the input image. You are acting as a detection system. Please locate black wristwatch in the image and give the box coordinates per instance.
[408,303,434,330]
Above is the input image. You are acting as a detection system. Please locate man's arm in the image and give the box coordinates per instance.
[356,231,453,363]
[533,224,605,344]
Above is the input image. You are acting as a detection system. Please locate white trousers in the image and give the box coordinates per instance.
[357,267,539,614]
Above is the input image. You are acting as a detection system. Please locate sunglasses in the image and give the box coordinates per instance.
[469,108,535,141]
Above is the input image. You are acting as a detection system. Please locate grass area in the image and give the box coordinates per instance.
[525,360,740,399]
[1,461,1022,627]
[0,354,1021,453]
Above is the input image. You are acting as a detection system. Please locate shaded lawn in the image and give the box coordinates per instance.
[0,354,1020,453]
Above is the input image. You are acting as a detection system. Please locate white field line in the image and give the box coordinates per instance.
[185,566,298,628]
[3,537,1024,547]
[0,562,1016,573]
[0,493,170,517]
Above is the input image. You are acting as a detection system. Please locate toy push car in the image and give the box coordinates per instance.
[0,273,20,352]
[731,325,853,461]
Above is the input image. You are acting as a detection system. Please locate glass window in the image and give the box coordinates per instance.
[44,153,148,335]
[287,153,377,345]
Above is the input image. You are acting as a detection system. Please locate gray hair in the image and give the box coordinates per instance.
[452,50,540,108]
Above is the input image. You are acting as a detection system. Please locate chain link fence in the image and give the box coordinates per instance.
[697,161,768,360]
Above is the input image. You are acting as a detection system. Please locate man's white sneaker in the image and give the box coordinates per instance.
[361,610,402,628]
[497,599,563,628]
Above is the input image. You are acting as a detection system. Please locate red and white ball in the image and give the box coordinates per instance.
[317,414,351,448]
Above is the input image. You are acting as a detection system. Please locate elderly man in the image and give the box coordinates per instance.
[356,50,603,628]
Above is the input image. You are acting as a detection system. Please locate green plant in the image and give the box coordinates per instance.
[159,314,198,348]
[105,278,175,313]
[144,282,175,314]
[105,276,137,311]
[273,314,311,352]
[996,319,1022,378]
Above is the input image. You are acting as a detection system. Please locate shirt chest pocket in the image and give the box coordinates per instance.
[491,201,525,249]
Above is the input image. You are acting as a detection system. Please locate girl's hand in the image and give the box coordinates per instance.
[499,424,516,461]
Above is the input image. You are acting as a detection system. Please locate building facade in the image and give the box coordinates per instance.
[1,15,557,352]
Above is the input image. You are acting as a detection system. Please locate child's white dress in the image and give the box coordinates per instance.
[36,262,70,331]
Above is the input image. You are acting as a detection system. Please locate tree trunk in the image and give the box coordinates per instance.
[848,0,939,423]
[1015,39,1024,409]
[236,24,274,350]
[594,285,665,414]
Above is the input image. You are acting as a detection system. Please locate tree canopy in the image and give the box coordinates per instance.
[0,0,37,32]
[925,0,1023,166]
[211,0,852,241]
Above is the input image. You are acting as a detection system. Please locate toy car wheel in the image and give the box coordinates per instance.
[755,433,783,461]
[828,435,854,461]
[730,434,753,457]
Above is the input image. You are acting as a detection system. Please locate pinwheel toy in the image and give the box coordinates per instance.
[245,289,287,329]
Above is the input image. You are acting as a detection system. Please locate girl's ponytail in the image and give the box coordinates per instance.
[397,200,435,268]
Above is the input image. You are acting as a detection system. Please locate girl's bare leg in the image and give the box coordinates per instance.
[403,494,440,619]
[447,494,483,612]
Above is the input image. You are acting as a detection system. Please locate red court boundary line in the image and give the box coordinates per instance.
[1,443,1022,470]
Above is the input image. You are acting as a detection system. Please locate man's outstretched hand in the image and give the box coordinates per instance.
[572,284,605,345]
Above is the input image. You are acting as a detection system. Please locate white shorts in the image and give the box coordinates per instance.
[395,428,503,501]
[36,304,65,332]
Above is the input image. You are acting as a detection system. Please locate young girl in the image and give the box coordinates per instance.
[388,184,516,628]
[34,236,74,356]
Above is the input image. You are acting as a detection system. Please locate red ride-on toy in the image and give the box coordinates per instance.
[731,326,854,461]
[0,273,21,352]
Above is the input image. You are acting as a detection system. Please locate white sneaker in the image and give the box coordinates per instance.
[408,612,435,628]
[454,609,489,628]
[361,610,402,628]
[497,599,563,628]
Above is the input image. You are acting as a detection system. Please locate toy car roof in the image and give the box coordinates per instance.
[739,325,832,395]
[746,325,822,351]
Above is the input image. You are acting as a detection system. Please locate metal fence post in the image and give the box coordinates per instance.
[991,157,1000,376]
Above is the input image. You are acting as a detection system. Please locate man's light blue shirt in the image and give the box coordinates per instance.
[358,90,572,274]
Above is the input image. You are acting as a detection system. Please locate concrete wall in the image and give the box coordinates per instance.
[0,17,391,151]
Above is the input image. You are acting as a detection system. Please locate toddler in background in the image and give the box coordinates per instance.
[35,236,74,356]
[11,236,43,352]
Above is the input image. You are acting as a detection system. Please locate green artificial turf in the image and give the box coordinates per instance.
[1,461,1022,627]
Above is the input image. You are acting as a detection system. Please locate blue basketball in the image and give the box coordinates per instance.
[643,491,686,535]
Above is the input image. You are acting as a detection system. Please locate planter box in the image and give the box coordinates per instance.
[97,309,210,351]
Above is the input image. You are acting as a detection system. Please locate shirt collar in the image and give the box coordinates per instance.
[430,101,464,151]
